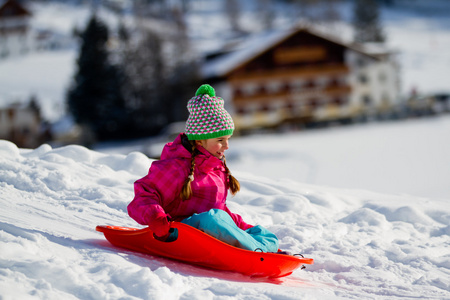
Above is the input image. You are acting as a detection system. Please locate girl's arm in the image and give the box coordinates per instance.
[127,176,171,237]
[127,160,185,237]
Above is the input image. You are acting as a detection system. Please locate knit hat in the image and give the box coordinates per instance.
[185,84,234,140]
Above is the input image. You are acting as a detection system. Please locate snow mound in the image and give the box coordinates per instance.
[1,139,449,299]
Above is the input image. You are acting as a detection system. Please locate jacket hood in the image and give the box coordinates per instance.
[160,133,192,160]
[160,133,225,174]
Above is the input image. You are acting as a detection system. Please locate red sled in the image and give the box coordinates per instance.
[96,222,313,278]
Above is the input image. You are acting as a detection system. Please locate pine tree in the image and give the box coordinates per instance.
[352,0,385,43]
[67,14,128,141]
[120,28,166,137]
[117,1,201,137]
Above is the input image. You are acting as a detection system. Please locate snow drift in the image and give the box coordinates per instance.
[1,127,449,299]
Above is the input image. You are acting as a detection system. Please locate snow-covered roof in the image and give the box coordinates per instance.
[359,42,398,58]
[201,28,297,79]
[0,0,31,17]
[201,25,390,79]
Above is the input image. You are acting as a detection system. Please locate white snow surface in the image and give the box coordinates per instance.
[1,1,450,299]
[1,115,450,299]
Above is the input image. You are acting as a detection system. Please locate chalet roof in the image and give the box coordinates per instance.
[202,28,292,79]
[0,0,31,18]
[201,25,392,79]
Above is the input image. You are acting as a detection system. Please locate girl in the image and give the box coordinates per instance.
[127,84,279,252]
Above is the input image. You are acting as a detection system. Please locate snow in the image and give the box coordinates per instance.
[0,51,76,121]
[1,115,450,299]
[201,28,296,78]
[227,116,450,200]
[384,17,450,95]
[1,1,450,299]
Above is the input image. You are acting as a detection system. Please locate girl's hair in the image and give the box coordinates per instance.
[180,141,196,200]
[180,140,240,200]
[224,157,240,195]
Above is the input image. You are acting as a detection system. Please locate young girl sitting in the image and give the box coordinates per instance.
[127,84,279,252]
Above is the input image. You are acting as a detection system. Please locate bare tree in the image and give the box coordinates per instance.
[256,0,275,31]
[352,0,386,43]
[224,0,242,33]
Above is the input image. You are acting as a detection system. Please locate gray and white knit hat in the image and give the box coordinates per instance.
[185,84,234,140]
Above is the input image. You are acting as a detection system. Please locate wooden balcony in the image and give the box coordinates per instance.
[233,85,352,104]
[229,64,349,83]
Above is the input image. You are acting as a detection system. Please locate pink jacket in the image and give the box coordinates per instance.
[127,133,253,237]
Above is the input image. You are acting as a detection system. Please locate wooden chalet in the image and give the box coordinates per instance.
[0,100,46,148]
[202,26,400,132]
[0,0,32,58]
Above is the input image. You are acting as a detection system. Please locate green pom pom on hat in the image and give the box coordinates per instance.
[185,84,234,141]
[195,84,215,97]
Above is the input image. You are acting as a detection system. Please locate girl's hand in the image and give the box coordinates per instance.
[153,227,178,242]
[153,231,171,241]
[150,212,171,237]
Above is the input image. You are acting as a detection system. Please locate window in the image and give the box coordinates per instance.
[305,80,316,88]
[291,79,304,92]
[359,74,368,84]
[309,98,320,108]
[285,102,295,109]
[241,83,258,95]
[257,85,267,95]
[236,106,246,114]
[260,104,270,112]
[357,58,366,67]
[362,95,372,105]
[233,88,243,98]
[266,81,282,93]
[332,98,343,105]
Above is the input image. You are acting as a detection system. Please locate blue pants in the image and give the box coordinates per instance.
[181,209,279,252]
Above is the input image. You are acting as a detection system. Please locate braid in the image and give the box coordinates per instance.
[180,141,240,199]
[224,157,240,195]
[180,141,196,200]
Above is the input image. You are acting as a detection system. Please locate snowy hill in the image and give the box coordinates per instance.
[1,116,450,299]
[1,1,450,299]
[226,115,450,199]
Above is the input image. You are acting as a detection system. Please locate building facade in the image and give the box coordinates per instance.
[0,102,43,148]
[202,26,400,132]
[0,0,32,59]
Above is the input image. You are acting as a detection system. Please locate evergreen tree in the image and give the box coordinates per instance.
[352,0,385,43]
[67,14,128,141]
[121,29,166,137]
[118,9,200,137]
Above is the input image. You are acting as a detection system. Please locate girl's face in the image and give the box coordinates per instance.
[196,135,231,159]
